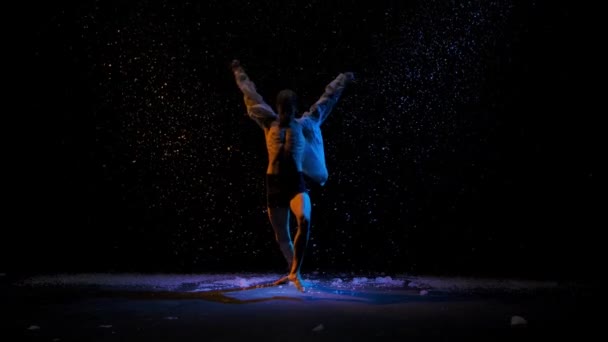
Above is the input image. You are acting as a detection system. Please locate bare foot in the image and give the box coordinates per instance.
[288,273,305,293]
[273,275,289,286]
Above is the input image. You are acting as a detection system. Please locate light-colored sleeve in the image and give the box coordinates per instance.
[302,73,349,125]
[233,67,277,128]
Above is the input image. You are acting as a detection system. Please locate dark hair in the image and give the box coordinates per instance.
[276,89,298,126]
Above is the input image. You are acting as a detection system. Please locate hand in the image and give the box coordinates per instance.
[231,59,241,71]
[344,72,355,83]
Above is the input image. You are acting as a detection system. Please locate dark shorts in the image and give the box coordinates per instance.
[266,172,308,208]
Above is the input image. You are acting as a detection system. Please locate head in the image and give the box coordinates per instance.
[276,89,298,126]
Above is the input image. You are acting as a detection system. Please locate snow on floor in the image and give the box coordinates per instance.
[401,275,560,292]
[14,273,562,293]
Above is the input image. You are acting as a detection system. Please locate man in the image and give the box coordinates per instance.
[232,59,354,291]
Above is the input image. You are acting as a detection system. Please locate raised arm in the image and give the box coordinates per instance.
[303,72,355,125]
[232,60,277,128]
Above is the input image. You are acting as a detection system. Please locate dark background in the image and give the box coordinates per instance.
[5,0,598,279]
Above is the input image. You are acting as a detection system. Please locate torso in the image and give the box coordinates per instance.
[265,120,305,175]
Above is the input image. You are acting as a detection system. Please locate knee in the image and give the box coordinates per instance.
[275,233,289,243]
[296,216,310,230]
